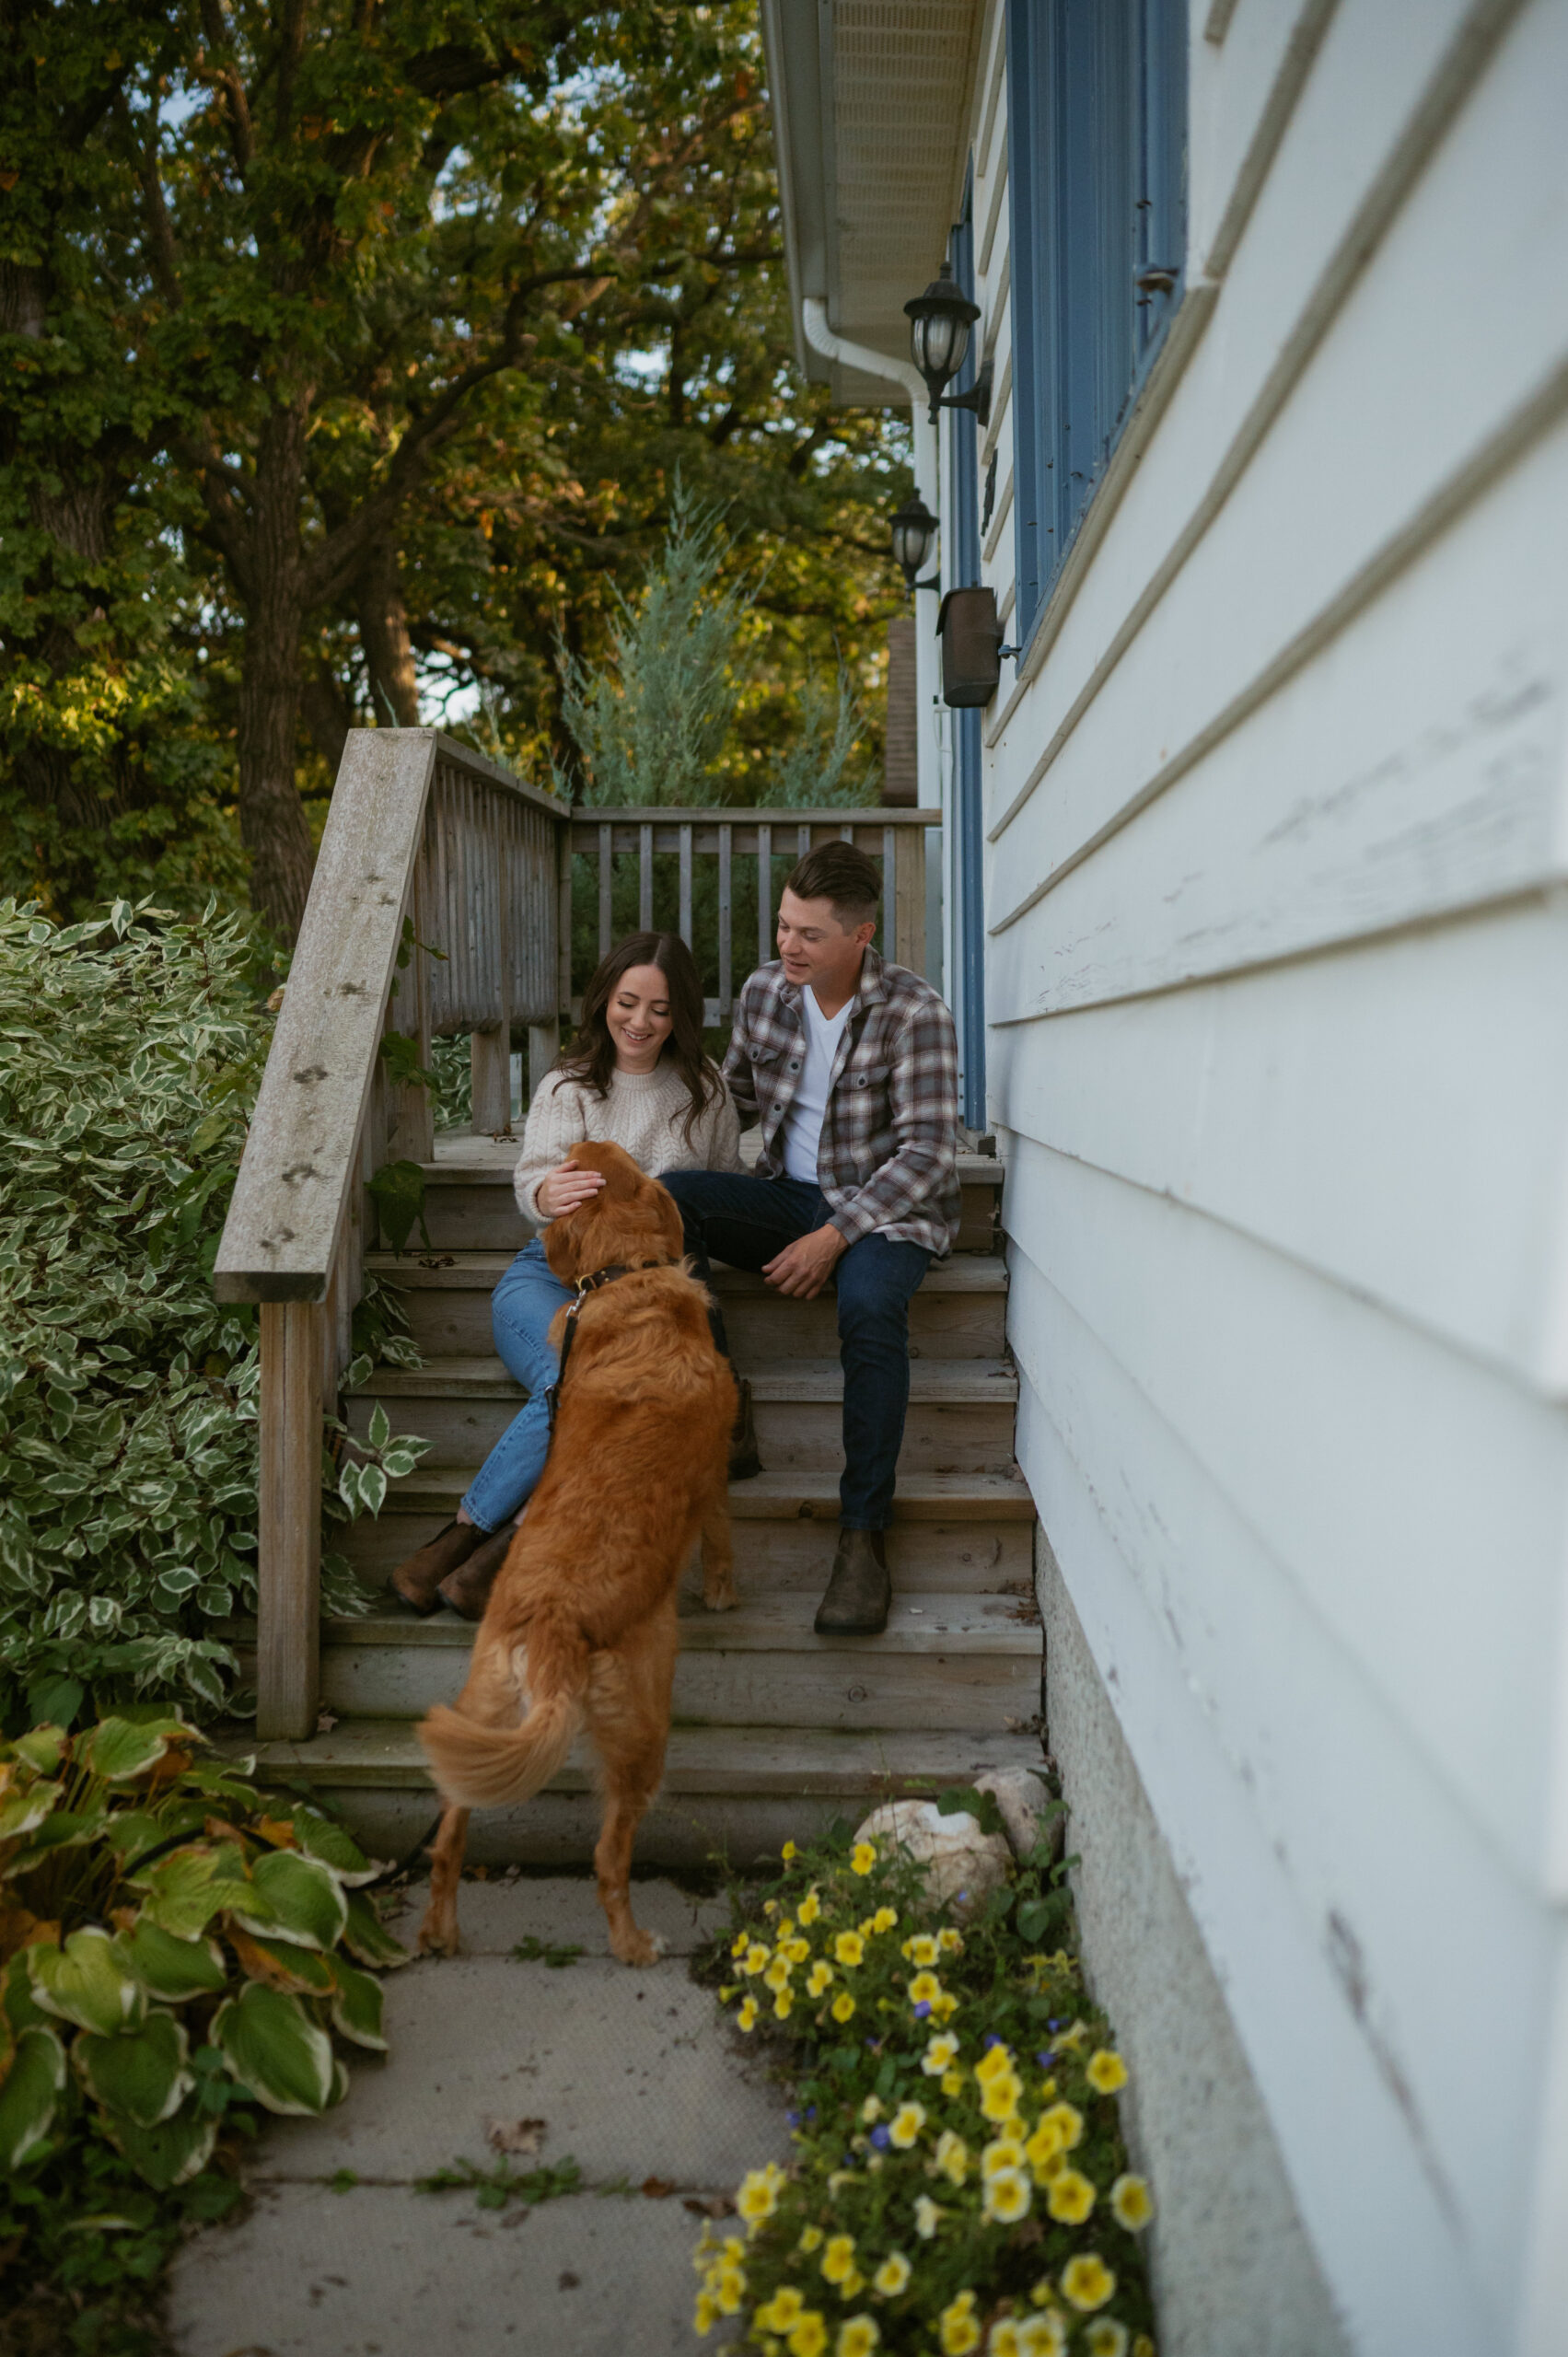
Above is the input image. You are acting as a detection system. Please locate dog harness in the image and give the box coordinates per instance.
[543,1259,671,1436]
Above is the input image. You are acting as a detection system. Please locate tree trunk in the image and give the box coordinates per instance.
[237,406,318,942]
[356,538,421,727]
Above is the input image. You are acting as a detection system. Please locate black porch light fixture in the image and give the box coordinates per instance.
[904,260,991,426]
[889,492,940,591]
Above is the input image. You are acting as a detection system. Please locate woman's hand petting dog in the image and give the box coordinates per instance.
[537,1160,608,1219]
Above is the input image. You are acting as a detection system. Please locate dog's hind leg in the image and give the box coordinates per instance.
[699,1458,737,1613]
[417,1628,523,1956]
[586,1610,679,1966]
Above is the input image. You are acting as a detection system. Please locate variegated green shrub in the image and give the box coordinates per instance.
[0,895,424,1727]
[0,1710,405,2196]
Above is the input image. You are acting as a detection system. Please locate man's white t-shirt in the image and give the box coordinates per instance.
[782,987,854,1185]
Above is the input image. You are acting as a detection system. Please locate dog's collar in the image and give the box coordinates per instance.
[573,1258,669,1296]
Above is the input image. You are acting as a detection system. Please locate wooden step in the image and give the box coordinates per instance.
[367,1249,1009,1362]
[407,1133,1004,1255]
[338,1469,1036,1593]
[302,1592,1040,1730]
[347,1356,1018,1474]
[224,1723,1049,1872]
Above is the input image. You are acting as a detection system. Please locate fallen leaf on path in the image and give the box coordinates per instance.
[641,2177,676,2199]
[682,2194,737,2219]
[485,2117,546,2156]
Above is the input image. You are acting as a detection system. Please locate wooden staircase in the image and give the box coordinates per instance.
[246,1133,1045,1868]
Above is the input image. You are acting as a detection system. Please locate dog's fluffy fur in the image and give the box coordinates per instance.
[414,1143,737,1964]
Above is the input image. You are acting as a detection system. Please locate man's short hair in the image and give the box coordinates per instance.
[783,842,882,931]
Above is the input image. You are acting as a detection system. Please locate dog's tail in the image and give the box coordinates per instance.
[416,1620,586,1810]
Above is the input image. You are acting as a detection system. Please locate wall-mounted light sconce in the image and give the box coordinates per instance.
[890,492,941,591]
[904,261,991,426]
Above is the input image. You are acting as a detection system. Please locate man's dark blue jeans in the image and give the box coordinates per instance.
[657,1168,930,1532]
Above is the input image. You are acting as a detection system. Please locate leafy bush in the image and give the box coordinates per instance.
[694,1814,1156,2357]
[0,897,422,1731]
[0,1709,404,2343]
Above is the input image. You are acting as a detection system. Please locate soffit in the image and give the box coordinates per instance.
[763,0,984,406]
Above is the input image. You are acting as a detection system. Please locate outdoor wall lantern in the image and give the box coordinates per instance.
[904,260,992,426]
[890,492,941,591]
[938,586,1019,707]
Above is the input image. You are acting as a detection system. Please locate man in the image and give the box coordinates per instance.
[660,841,960,1635]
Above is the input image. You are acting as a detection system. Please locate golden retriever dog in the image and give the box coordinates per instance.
[415,1143,737,1965]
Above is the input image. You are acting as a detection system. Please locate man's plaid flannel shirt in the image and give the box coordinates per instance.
[722,949,961,1257]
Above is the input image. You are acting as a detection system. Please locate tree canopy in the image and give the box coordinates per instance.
[0,1,909,940]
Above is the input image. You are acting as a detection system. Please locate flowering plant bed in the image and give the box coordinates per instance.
[693,1803,1156,2357]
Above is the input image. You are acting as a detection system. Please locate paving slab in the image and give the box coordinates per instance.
[168,1878,785,2357]
[167,2182,720,2357]
[380,1874,732,1957]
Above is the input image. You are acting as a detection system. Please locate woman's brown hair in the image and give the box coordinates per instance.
[553,932,723,1146]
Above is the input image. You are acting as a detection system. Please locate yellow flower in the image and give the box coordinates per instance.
[934,2129,969,2185]
[913,2195,942,2239]
[990,2324,1022,2357]
[764,1899,780,1918]
[871,1906,898,1933]
[907,1970,942,2007]
[837,2320,881,2357]
[1038,2101,1083,2152]
[851,1841,877,1875]
[743,1945,772,1977]
[784,1937,811,1964]
[980,2071,1023,2122]
[922,2030,959,2076]
[737,1996,760,2032]
[789,2315,830,2357]
[937,1925,964,1954]
[839,2269,866,2300]
[938,2291,982,2354]
[982,2168,1032,2223]
[974,2043,1014,2084]
[1017,2318,1068,2357]
[873,2252,912,2296]
[732,1930,752,1957]
[1084,2324,1129,2357]
[807,1960,835,1997]
[716,2266,748,2316]
[737,2163,786,2227]
[903,1933,940,1966]
[1061,2255,1117,2313]
[774,1990,795,2020]
[1046,2168,1096,2225]
[1038,2077,1057,2101]
[1110,2174,1154,2231]
[861,2096,884,2124]
[834,1931,865,1968]
[830,1991,857,2024]
[821,2235,857,2286]
[941,2068,966,2097]
[1132,2339,1156,2357]
[799,2226,825,2254]
[783,1840,798,1861]
[765,1956,793,1993]
[798,1889,821,1925]
[1086,2049,1128,2096]
[1024,2118,1064,2180]
[889,2101,927,2148]
[761,2287,806,2331]
[931,1990,959,2023]
[694,2292,717,2334]
[981,2137,1025,2179]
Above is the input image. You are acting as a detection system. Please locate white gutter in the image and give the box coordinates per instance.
[800,299,942,817]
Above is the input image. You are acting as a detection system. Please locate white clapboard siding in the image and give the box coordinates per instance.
[989,894,1568,1390]
[1009,1364,1524,2357]
[1003,1133,1568,1887]
[983,0,1561,824]
[986,415,1568,1023]
[1188,0,1338,274]
[1004,1244,1556,2335]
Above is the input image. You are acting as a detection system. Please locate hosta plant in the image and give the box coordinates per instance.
[695,1807,1156,2357]
[0,1708,406,2199]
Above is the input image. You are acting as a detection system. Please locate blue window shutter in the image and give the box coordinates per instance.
[1006,0,1187,648]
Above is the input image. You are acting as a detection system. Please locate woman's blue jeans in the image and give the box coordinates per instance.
[460,1237,572,1534]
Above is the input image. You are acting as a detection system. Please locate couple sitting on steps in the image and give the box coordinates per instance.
[389,840,962,1637]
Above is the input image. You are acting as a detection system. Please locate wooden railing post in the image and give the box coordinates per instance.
[257,1300,323,1739]
[470,797,513,1134]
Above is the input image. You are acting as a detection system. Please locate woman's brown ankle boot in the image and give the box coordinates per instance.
[389,1519,485,1615]
[436,1523,516,1621]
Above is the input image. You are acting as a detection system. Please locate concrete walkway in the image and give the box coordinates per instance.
[168,1875,790,2357]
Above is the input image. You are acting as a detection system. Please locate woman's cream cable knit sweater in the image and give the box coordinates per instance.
[511,1061,742,1224]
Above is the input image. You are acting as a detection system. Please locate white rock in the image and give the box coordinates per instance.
[972,1767,1062,1862]
[852,1799,1013,1914]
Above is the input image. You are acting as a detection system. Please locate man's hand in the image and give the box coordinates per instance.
[762,1222,848,1301]
[537,1162,606,1220]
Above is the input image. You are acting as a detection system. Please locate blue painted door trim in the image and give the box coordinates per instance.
[948,200,987,1132]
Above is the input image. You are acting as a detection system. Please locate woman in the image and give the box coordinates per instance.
[389,931,754,1620]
